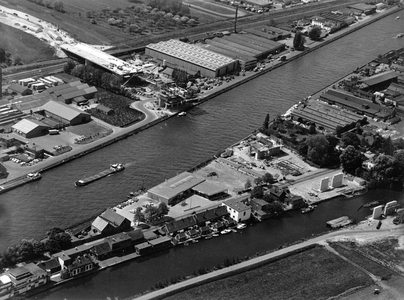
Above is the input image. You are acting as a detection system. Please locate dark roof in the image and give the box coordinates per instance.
[67,255,93,270]
[92,241,111,256]
[100,209,129,227]
[192,181,227,196]
[223,196,250,212]
[37,258,61,272]
[164,215,197,233]
[194,206,228,223]
[8,83,30,94]
[127,229,144,241]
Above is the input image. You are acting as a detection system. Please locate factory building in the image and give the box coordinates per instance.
[145,39,237,77]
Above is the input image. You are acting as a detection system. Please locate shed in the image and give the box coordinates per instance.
[42,101,91,125]
[7,83,32,96]
[12,118,50,138]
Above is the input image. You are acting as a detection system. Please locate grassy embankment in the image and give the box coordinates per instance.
[164,246,373,300]
[0,22,54,63]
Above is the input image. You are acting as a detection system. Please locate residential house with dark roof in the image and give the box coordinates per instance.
[91,209,131,236]
[194,206,229,226]
[135,236,172,256]
[250,198,271,221]
[162,215,197,235]
[37,258,62,274]
[90,241,112,260]
[60,254,98,279]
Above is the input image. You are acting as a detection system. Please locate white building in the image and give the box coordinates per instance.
[222,196,251,223]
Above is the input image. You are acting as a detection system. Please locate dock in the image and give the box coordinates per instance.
[326,216,354,229]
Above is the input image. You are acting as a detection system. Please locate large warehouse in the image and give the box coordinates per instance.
[145,39,238,77]
[42,101,91,126]
[12,118,50,138]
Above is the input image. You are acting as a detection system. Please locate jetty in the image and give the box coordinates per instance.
[326,216,354,229]
[75,164,124,186]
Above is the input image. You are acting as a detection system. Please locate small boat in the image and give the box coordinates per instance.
[178,111,186,116]
[396,33,404,38]
[396,16,400,20]
[205,234,213,239]
[302,205,315,214]
[212,233,219,237]
[192,239,198,243]
[220,229,231,235]
[236,223,247,230]
[27,172,41,181]
[231,229,237,233]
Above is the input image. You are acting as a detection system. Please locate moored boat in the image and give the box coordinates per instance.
[220,229,231,235]
[178,111,186,116]
[75,163,125,186]
[27,172,41,181]
[301,205,315,214]
[236,223,247,230]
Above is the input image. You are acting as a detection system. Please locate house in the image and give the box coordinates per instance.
[0,274,13,299]
[135,236,172,256]
[60,254,98,279]
[269,186,287,202]
[285,194,305,210]
[90,241,112,261]
[3,263,48,297]
[194,206,229,226]
[54,244,92,269]
[250,198,271,221]
[6,83,32,96]
[36,258,62,274]
[96,104,114,115]
[222,195,251,222]
[162,215,197,235]
[91,209,131,236]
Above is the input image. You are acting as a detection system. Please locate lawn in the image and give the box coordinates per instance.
[0,22,55,64]
[164,246,373,300]
[330,242,398,280]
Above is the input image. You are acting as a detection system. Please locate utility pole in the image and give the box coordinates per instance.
[234,5,239,33]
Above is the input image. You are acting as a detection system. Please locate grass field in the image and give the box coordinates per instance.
[0,22,55,63]
[330,242,398,280]
[165,246,373,300]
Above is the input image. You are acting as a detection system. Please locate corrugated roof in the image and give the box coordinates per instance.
[148,171,205,200]
[361,70,398,86]
[100,209,128,227]
[7,83,30,94]
[92,216,109,231]
[42,101,90,121]
[12,118,49,134]
[192,181,227,196]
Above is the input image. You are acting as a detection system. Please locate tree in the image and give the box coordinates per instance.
[254,177,263,186]
[133,207,145,224]
[305,134,329,166]
[250,186,264,199]
[263,201,284,216]
[341,131,361,148]
[11,54,22,66]
[262,172,275,184]
[144,205,159,222]
[263,113,270,130]
[293,31,305,51]
[308,123,316,134]
[340,145,364,174]
[244,178,252,189]
[157,202,169,216]
[63,59,76,74]
[308,26,322,41]
[0,48,6,63]
[54,1,64,12]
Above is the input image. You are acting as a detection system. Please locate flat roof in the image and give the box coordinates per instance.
[192,181,227,196]
[146,39,236,72]
[60,43,141,76]
[148,171,205,200]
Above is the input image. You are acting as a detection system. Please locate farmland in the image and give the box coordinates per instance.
[0,22,55,64]
[165,246,373,300]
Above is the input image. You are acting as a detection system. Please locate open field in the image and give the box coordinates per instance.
[0,22,55,63]
[0,0,132,44]
[330,242,398,280]
[165,246,373,300]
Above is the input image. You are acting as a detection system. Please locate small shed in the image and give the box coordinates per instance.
[96,104,114,115]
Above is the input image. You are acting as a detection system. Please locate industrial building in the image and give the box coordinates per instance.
[47,82,97,104]
[145,39,238,77]
[147,171,206,204]
[11,118,51,138]
[60,43,141,80]
[42,100,91,126]
[6,83,33,96]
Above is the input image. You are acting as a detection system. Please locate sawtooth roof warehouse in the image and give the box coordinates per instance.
[145,40,238,78]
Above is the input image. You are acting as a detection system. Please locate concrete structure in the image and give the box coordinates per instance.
[384,200,399,216]
[372,205,383,219]
[222,196,251,222]
[192,181,228,200]
[348,3,376,15]
[145,39,237,77]
[331,173,343,188]
[319,177,329,192]
[11,118,50,138]
[42,101,91,126]
[61,43,141,79]
[147,171,205,205]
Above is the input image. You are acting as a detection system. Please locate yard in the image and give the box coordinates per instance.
[164,246,374,300]
[0,22,55,64]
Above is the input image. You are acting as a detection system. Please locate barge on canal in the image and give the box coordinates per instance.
[326,216,354,229]
[75,164,125,186]
[0,172,42,195]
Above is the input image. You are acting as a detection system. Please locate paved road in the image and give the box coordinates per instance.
[134,225,404,299]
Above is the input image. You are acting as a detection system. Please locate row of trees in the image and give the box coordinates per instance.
[147,0,191,16]
[0,48,22,67]
[25,0,64,12]
[0,227,71,268]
